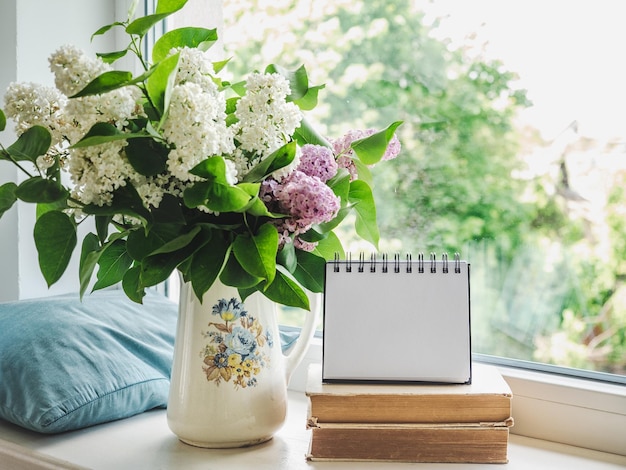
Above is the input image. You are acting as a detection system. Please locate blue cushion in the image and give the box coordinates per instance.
[0,290,178,433]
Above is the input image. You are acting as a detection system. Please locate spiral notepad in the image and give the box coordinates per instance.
[322,253,471,384]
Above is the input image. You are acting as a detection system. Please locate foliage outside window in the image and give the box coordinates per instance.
[221,0,626,379]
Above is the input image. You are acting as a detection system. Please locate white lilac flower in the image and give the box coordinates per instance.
[224,158,239,185]
[232,72,302,170]
[174,47,218,93]
[3,82,68,151]
[63,90,140,145]
[48,44,110,97]
[162,82,234,182]
[68,141,138,206]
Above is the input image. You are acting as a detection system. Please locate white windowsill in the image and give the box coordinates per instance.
[0,390,625,470]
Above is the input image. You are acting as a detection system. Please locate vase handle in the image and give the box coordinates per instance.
[283,290,321,384]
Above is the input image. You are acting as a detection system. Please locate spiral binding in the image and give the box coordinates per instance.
[332,252,462,273]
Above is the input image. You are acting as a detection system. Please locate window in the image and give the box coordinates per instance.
[157,0,626,453]
[220,0,626,385]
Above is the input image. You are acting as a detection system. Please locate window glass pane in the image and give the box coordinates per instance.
[221,0,625,379]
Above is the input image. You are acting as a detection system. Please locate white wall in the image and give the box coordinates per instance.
[0,0,117,301]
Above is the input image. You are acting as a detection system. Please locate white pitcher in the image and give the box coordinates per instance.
[167,278,319,448]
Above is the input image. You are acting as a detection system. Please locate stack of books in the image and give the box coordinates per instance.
[305,363,513,463]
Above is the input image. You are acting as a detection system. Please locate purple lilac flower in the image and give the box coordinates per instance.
[297,144,338,182]
[277,171,340,226]
[382,134,401,161]
[260,171,341,251]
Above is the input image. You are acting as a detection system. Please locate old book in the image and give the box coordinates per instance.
[306,362,512,424]
[306,421,512,463]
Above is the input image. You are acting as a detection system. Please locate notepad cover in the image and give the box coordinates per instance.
[322,259,471,383]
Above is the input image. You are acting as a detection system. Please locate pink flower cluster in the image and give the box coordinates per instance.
[261,129,401,251]
[298,144,338,182]
[261,145,341,251]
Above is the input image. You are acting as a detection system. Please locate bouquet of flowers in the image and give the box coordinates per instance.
[0,0,401,309]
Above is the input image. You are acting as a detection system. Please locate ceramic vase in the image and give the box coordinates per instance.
[167,278,319,448]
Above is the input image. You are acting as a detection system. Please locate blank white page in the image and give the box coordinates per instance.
[322,257,471,383]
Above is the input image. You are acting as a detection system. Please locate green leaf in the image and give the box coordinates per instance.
[326,167,351,201]
[95,215,112,243]
[207,182,252,213]
[79,233,102,298]
[293,250,326,293]
[219,251,262,289]
[15,177,69,204]
[349,180,379,249]
[312,231,344,261]
[34,211,77,287]
[93,239,134,290]
[82,184,152,224]
[152,27,218,63]
[212,58,231,74]
[125,137,169,176]
[353,158,373,185]
[241,141,296,183]
[70,122,146,149]
[35,200,68,219]
[232,223,278,285]
[0,108,6,131]
[293,118,332,148]
[298,226,327,243]
[183,181,211,208]
[188,157,252,212]
[261,269,309,310]
[122,266,146,304]
[189,232,230,301]
[139,231,206,287]
[189,155,228,180]
[146,52,179,117]
[350,121,403,165]
[91,21,125,40]
[97,50,129,64]
[152,193,185,224]
[243,196,281,218]
[125,0,189,36]
[5,126,51,163]
[0,182,18,218]
[293,85,324,111]
[126,223,185,260]
[126,0,187,36]
[277,241,297,272]
[70,70,134,98]
[149,226,201,255]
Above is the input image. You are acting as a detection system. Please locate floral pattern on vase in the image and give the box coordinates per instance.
[201,297,273,388]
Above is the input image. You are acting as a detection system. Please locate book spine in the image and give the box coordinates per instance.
[306,426,509,463]
[309,395,512,424]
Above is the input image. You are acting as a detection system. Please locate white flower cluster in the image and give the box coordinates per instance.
[163,48,234,185]
[3,82,66,143]
[231,73,302,176]
[3,82,68,170]
[45,45,144,206]
[3,43,307,211]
